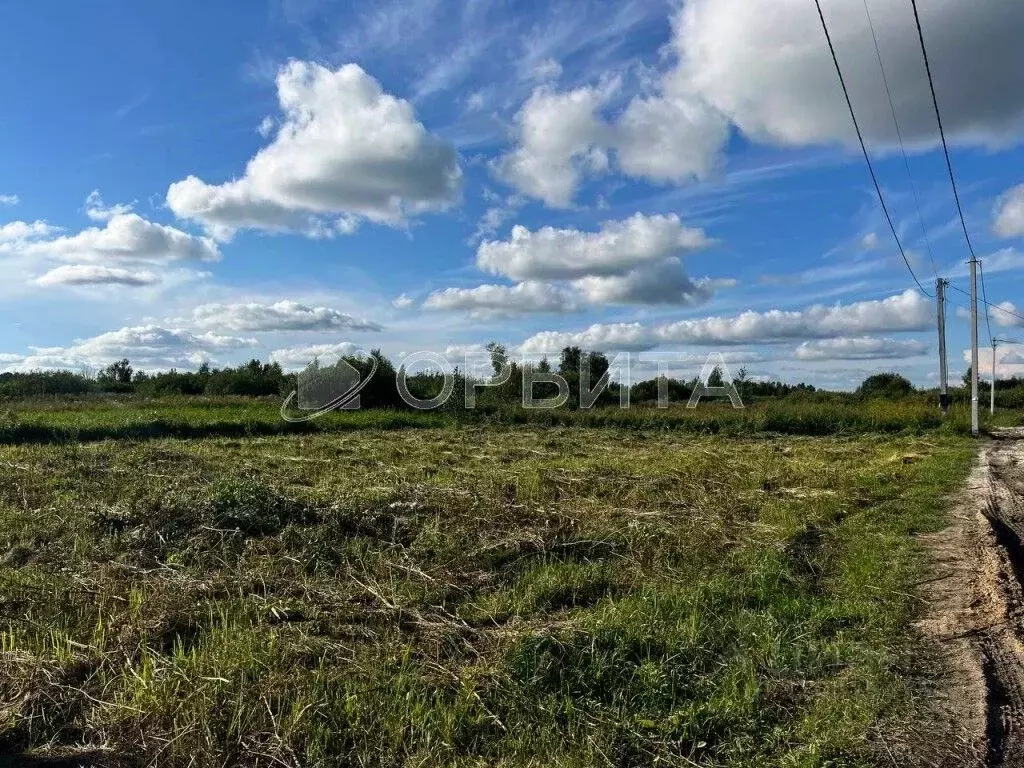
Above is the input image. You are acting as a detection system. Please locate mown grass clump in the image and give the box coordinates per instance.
[0,425,976,765]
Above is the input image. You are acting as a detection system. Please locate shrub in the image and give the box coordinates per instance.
[857,373,914,399]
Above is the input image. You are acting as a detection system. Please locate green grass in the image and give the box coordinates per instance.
[0,418,977,766]
[0,394,1019,444]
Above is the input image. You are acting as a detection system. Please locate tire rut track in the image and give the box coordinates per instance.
[919,429,1024,767]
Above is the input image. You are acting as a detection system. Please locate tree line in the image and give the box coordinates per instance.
[3,345,1014,406]
[0,344,816,405]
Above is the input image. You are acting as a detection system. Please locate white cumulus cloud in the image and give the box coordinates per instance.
[166,61,461,240]
[423,282,579,317]
[4,213,220,264]
[429,213,721,315]
[495,83,613,208]
[444,343,489,358]
[676,0,1024,149]
[477,213,710,282]
[33,264,159,287]
[1,326,257,372]
[497,0,1024,206]
[963,344,1024,380]
[0,220,61,245]
[520,290,932,353]
[991,300,1024,328]
[793,336,928,361]
[189,300,382,333]
[614,91,728,185]
[654,289,931,344]
[531,58,563,82]
[270,342,362,370]
[520,322,656,354]
[84,190,135,222]
[994,184,1024,238]
[574,262,722,306]
[0,194,18,206]
[392,293,415,309]
[498,75,727,204]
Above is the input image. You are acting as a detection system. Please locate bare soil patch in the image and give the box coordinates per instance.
[919,429,1024,767]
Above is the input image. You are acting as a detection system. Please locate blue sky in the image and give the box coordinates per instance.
[2,0,1024,389]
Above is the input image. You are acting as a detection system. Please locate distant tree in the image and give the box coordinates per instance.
[97,359,134,392]
[486,342,508,377]
[205,359,289,397]
[630,375,694,404]
[554,347,618,406]
[559,346,582,378]
[857,372,914,399]
[587,351,610,383]
[0,370,96,398]
[707,366,724,387]
[103,359,133,384]
[537,357,551,373]
[962,366,972,387]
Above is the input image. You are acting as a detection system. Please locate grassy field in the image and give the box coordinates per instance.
[0,394,1019,443]
[0,403,982,766]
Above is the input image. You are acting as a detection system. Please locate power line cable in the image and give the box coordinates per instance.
[911,0,1023,395]
[978,261,993,345]
[813,0,932,297]
[946,294,1021,338]
[943,296,982,326]
[862,0,939,279]
[948,282,1024,326]
[908,0,976,261]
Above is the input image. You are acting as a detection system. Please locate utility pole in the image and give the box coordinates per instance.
[991,339,997,414]
[936,278,949,413]
[970,258,980,437]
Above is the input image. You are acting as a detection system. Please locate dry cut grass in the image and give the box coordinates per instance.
[0,425,976,766]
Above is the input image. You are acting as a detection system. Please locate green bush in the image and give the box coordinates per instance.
[857,373,914,399]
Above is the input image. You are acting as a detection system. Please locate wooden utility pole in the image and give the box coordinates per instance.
[936,278,949,413]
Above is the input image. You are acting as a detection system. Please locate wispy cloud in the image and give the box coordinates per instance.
[114,92,150,121]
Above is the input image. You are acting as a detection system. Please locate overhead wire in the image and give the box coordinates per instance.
[947,283,1024,326]
[908,0,976,262]
[978,261,994,345]
[862,0,939,280]
[813,0,932,297]
[907,0,1017,392]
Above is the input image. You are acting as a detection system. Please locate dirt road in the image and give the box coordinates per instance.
[920,429,1024,767]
